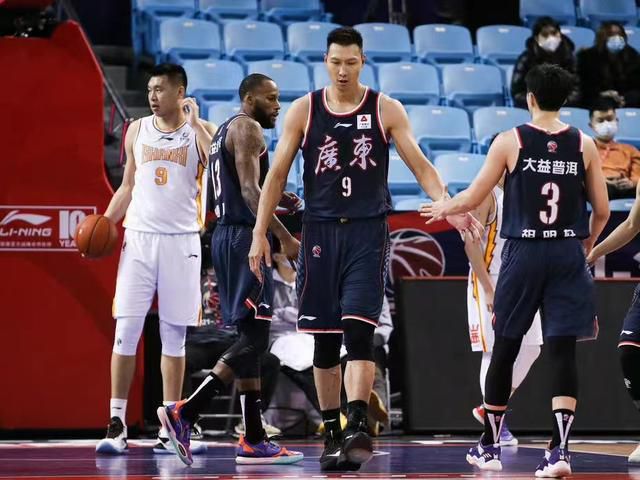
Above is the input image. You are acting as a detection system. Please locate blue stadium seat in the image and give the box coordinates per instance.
[609,198,635,211]
[473,107,531,153]
[616,108,640,148]
[579,0,638,29]
[183,59,244,103]
[287,22,340,64]
[157,19,221,64]
[378,63,440,105]
[560,26,595,51]
[625,26,640,52]
[207,102,241,125]
[354,23,413,64]
[272,150,303,194]
[559,107,593,134]
[224,21,285,64]
[393,196,430,211]
[409,106,472,156]
[388,148,421,195]
[133,0,196,57]
[247,60,311,102]
[434,153,485,195]
[413,24,474,65]
[312,63,378,90]
[261,0,328,27]
[442,64,505,112]
[476,25,531,67]
[198,0,258,24]
[520,0,577,27]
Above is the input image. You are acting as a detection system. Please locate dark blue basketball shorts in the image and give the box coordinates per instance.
[296,217,389,333]
[493,238,596,339]
[212,224,273,327]
[620,284,640,347]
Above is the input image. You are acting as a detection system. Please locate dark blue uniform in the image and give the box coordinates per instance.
[297,87,391,333]
[620,284,640,346]
[210,113,272,326]
[493,124,596,339]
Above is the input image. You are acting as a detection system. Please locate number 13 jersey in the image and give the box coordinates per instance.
[300,87,391,222]
[501,123,589,240]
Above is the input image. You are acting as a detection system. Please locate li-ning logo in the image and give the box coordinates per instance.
[312,245,321,258]
[547,141,558,153]
[0,210,51,226]
[334,122,352,128]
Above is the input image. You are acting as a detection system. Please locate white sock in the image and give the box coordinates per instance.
[110,398,127,423]
[480,352,492,398]
[512,344,541,390]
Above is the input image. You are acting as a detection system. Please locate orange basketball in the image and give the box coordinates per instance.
[74,214,119,258]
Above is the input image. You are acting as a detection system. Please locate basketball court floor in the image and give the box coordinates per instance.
[3,436,640,479]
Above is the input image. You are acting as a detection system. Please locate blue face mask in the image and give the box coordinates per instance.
[607,35,626,53]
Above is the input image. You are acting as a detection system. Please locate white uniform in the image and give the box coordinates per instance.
[113,115,207,326]
[467,186,543,352]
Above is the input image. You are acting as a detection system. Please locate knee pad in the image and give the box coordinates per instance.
[113,316,145,356]
[620,345,640,406]
[343,319,375,362]
[547,336,578,398]
[313,333,342,369]
[219,321,270,378]
[485,335,523,406]
[159,321,187,357]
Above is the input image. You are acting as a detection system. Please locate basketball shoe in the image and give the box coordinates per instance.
[340,417,374,467]
[466,437,502,471]
[157,401,193,465]
[235,435,303,465]
[319,429,360,471]
[472,405,518,446]
[630,444,640,463]
[96,417,128,454]
[153,425,207,455]
[535,445,571,477]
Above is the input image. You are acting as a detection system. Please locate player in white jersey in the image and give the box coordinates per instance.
[465,177,543,446]
[95,64,217,455]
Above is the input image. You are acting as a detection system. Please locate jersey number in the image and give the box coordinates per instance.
[154,167,168,186]
[539,182,559,224]
[212,159,224,217]
[342,176,352,197]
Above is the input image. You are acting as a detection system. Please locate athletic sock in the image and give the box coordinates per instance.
[482,408,506,446]
[181,373,225,423]
[110,398,127,424]
[240,390,265,444]
[550,409,574,450]
[322,408,342,438]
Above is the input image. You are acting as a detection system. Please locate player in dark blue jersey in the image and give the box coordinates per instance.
[158,74,303,466]
[249,27,482,472]
[424,64,610,477]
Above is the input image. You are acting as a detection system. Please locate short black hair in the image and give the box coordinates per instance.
[532,16,560,37]
[150,63,187,90]
[589,96,618,118]
[327,26,363,51]
[238,73,273,100]
[525,64,573,111]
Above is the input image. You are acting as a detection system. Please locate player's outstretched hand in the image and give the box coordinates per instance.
[278,191,303,213]
[249,233,271,283]
[419,199,447,223]
[181,97,200,127]
[446,213,484,243]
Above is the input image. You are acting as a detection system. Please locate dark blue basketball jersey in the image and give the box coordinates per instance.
[209,113,269,226]
[300,87,391,221]
[501,124,589,239]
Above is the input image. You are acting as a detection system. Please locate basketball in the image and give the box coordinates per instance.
[74,214,118,258]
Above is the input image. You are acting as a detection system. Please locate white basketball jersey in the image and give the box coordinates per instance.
[484,186,504,276]
[124,115,207,234]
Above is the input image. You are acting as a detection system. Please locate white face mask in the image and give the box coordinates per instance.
[538,35,561,52]
[593,120,618,140]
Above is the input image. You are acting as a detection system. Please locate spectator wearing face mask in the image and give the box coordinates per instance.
[589,96,640,199]
[578,21,640,108]
[511,16,579,109]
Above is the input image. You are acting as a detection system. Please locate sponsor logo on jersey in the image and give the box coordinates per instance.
[357,114,371,130]
[334,122,352,128]
[312,245,322,258]
[547,140,558,153]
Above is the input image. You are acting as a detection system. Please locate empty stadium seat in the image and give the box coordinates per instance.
[272,150,303,193]
[157,18,220,64]
[313,63,378,90]
[520,0,577,27]
[393,196,430,211]
[261,0,328,26]
[388,148,421,195]
[198,0,258,24]
[409,106,472,156]
[617,108,640,148]
[183,59,244,103]
[434,153,485,194]
[413,24,475,65]
[442,64,505,112]
[609,198,635,211]
[134,0,196,57]
[287,22,340,63]
[247,60,311,102]
[207,101,241,125]
[224,21,285,64]
[625,27,640,52]
[559,107,593,134]
[579,0,638,29]
[476,25,531,66]
[473,107,530,153]
[378,63,440,105]
[354,23,413,64]
[560,26,595,51]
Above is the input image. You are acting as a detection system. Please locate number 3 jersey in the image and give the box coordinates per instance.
[124,115,207,234]
[501,123,589,240]
[300,87,391,221]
